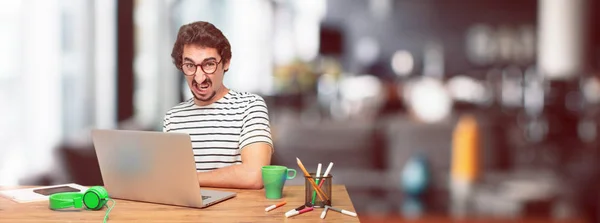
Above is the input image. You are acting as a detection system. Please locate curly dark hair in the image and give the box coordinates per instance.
[171,21,232,71]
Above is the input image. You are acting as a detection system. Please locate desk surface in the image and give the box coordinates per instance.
[0,185,359,222]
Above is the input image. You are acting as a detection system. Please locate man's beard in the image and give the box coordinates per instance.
[192,90,216,102]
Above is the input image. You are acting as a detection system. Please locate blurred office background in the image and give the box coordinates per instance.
[1,0,599,222]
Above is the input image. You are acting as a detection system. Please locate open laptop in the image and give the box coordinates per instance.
[90,129,236,208]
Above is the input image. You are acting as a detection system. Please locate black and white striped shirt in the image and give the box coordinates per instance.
[162,90,273,171]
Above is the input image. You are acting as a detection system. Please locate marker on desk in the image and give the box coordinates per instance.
[324,205,357,217]
[285,207,313,218]
[284,204,305,216]
[318,162,334,187]
[311,163,322,205]
[320,206,328,219]
[305,201,313,207]
[265,201,286,212]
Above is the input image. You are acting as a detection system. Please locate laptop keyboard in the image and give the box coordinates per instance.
[202,195,211,200]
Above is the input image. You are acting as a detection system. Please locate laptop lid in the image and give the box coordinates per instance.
[91,129,206,208]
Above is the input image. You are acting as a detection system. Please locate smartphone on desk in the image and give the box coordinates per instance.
[33,186,81,196]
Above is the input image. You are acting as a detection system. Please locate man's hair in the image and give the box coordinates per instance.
[171,21,232,71]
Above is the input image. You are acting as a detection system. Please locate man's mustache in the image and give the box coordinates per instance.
[193,79,211,85]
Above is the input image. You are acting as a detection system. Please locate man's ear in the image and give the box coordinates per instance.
[224,60,230,72]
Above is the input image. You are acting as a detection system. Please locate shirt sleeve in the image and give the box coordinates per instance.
[163,112,171,132]
[239,96,273,152]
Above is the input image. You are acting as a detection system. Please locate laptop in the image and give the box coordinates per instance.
[90,129,236,208]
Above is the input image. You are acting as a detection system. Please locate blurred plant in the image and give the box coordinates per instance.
[272,58,319,95]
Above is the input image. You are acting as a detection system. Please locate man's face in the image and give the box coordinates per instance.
[182,44,229,105]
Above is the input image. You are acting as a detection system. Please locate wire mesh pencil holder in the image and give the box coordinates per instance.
[304,173,332,208]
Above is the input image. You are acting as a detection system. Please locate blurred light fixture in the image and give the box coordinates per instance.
[318,73,338,96]
[339,75,382,101]
[581,76,600,104]
[391,50,414,77]
[516,25,536,64]
[422,41,444,78]
[538,0,589,79]
[501,66,524,108]
[496,25,517,63]
[485,68,503,105]
[354,36,380,67]
[405,77,452,123]
[317,73,338,107]
[523,66,545,116]
[369,0,392,20]
[446,75,490,105]
[336,74,384,119]
[465,24,496,66]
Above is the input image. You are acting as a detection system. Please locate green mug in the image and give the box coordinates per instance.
[261,165,297,199]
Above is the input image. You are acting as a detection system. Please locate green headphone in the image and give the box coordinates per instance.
[49,186,114,222]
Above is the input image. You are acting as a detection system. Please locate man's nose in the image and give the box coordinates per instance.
[194,69,207,83]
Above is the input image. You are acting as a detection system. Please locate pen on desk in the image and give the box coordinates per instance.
[311,163,322,205]
[296,158,328,201]
[320,206,328,219]
[284,204,305,215]
[324,205,357,217]
[264,201,286,212]
[285,207,314,218]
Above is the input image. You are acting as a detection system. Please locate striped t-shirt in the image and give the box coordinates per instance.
[162,90,273,171]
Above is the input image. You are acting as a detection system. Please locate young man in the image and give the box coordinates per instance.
[163,21,272,189]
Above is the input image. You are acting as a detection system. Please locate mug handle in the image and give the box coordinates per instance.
[286,169,297,180]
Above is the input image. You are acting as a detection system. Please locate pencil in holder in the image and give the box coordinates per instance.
[304,173,332,208]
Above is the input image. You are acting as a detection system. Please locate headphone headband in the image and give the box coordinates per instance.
[49,192,84,209]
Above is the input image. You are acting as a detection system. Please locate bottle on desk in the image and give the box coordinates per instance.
[449,114,480,217]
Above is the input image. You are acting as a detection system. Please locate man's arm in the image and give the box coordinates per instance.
[195,142,272,189]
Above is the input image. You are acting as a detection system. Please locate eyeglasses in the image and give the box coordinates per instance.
[180,59,223,76]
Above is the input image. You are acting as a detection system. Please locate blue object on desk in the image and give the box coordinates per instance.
[400,154,429,196]
[401,195,423,218]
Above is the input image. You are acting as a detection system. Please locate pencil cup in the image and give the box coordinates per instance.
[304,173,332,208]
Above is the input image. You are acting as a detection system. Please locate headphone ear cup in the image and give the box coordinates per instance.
[93,186,109,200]
[83,186,109,210]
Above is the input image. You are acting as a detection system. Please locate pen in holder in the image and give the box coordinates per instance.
[304,173,332,208]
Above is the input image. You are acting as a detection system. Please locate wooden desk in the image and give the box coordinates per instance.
[0,185,360,222]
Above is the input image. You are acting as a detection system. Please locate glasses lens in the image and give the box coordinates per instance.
[202,61,218,73]
[182,63,196,75]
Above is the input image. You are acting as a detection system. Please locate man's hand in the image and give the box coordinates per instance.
[195,142,272,189]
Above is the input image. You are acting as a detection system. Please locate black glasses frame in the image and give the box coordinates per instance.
[180,58,223,76]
